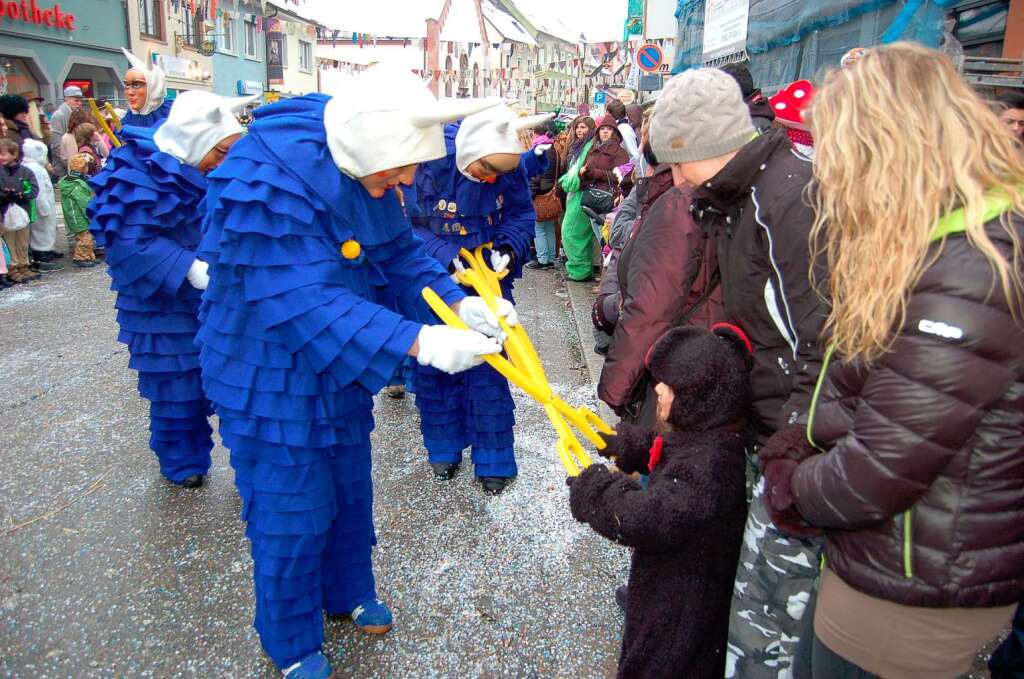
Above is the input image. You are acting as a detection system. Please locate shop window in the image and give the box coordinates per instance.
[183,7,204,50]
[139,0,163,40]
[0,57,41,98]
[954,0,1009,55]
[444,55,453,98]
[244,18,258,59]
[298,40,312,73]
[218,13,235,54]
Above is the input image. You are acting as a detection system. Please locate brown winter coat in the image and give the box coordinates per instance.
[581,119,629,192]
[793,212,1024,609]
[598,178,723,417]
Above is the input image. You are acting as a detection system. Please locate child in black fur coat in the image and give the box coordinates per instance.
[568,324,752,679]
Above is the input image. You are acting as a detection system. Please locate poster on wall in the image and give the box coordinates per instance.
[267,19,284,85]
[702,0,750,60]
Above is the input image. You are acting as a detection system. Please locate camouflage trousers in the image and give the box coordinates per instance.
[726,475,823,679]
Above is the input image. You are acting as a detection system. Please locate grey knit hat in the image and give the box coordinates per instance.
[650,68,755,164]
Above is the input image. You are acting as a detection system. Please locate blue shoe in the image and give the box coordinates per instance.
[349,598,393,634]
[282,651,333,679]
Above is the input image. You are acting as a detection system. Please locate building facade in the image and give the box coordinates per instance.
[265,1,319,98]
[0,0,128,108]
[127,0,215,99]
[211,0,267,100]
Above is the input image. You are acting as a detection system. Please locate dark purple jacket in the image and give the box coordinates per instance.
[793,212,1024,608]
[599,178,723,413]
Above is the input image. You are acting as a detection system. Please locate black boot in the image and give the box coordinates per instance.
[180,474,205,488]
[615,585,628,611]
[431,462,460,480]
[478,476,512,495]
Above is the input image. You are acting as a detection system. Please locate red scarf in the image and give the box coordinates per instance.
[647,435,664,472]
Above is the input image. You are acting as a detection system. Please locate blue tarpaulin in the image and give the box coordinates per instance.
[673,0,962,92]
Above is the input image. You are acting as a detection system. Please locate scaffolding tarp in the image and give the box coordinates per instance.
[673,0,961,92]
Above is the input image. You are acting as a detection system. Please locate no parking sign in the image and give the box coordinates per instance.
[636,43,664,73]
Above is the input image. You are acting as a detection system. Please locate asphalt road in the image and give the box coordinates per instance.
[0,261,627,678]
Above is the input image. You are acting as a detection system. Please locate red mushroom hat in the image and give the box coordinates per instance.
[769,80,814,132]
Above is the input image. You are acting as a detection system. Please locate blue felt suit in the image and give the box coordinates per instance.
[405,123,537,479]
[88,127,213,483]
[195,94,464,669]
[121,100,172,129]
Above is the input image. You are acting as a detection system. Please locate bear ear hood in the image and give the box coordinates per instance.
[20,138,48,164]
[322,64,500,178]
[646,325,752,431]
[454,105,554,179]
[121,48,167,116]
[153,91,257,167]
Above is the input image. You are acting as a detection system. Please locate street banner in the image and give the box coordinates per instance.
[702,0,750,60]
[267,18,284,85]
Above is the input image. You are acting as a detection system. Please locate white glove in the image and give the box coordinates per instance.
[490,249,512,275]
[187,258,210,290]
[457,296,518,340]
[416,325,501,374]
[612,167,624,183]
[449,256,466,284]
[534,143,552,156]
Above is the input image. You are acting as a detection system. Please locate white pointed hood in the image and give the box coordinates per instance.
[153,91,258,167]
[455,106,554,179]
[122,47,167,116]
[323,64,501,178]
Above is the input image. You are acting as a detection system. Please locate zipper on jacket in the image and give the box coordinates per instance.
[900,509,914,578]
[805,344,836,451]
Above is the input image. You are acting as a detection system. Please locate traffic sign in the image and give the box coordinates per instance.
[636,43,664,73]
[593,90,607,104]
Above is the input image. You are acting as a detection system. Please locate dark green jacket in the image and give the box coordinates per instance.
[57,175,92,234]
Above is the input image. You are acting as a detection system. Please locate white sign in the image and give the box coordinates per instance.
[702,0,750,59]
[156,54,203,81]
[237,79,264,95]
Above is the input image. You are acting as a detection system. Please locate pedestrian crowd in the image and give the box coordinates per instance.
[2,39,1024,679]
[533,42,1024,679]
[0,83,116,283]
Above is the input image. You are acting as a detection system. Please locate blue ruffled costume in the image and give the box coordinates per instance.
[121,100,173,129]
[196,94,463,669]
[405,123,537,479]
[87,126,213,483]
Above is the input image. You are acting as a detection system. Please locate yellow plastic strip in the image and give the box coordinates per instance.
[424,243,616,476]
[88,98,121,147]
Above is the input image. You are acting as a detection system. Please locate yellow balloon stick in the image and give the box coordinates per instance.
[88,98,122,147]
[423,242,614,476]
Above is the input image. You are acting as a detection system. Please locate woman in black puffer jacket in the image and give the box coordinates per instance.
[760,43,1024,679]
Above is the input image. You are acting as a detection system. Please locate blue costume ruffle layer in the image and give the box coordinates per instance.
[405,121,538,282]
[120,100,173,130]
[405,129,527,478]
[196,93,463,669]
[87,127,212,483]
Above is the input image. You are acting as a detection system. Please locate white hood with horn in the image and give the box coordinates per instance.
[324,64,501,178]
[455,106,554,179]
[122,48,167,116]
[153,91,258,167]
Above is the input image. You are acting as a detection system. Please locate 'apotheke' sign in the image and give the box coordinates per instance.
[0,1,77,30]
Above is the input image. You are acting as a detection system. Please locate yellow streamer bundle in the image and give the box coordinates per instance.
[422,244,614,476]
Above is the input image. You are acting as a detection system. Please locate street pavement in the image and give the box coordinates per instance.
[0,261,628,678]
[0,254,1002,678]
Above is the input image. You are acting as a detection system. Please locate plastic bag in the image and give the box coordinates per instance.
[3,203,30,232]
